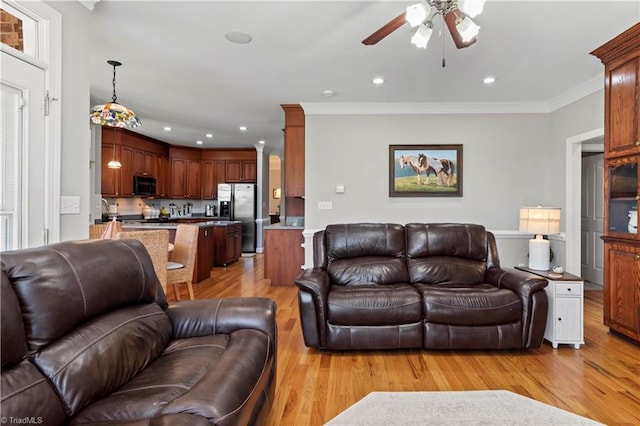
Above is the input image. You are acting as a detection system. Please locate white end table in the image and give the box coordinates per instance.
[516,267,584,349]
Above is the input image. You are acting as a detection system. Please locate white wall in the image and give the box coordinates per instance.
[301,95,605,271]
[48,1,92,241]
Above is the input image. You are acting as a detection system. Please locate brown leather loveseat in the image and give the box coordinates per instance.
[295,223,548,351]
[1,239,276,425]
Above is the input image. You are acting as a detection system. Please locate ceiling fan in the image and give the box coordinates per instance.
[362,0,485,50]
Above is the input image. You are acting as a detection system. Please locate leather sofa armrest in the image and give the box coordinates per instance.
[295,268,331,348]
[487,267,549,348]
[295,268,331,300]
[487,268,548,297]
[166,298,277,344]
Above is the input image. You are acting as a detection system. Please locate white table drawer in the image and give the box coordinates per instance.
[555,282,582,296]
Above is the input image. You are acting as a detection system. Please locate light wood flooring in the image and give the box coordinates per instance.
[167,255,640,426]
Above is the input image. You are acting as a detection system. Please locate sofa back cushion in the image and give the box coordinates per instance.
[1,239,173,416]
[406,223,489,284]
[325,223,408,285]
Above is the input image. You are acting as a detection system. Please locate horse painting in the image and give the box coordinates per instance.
[398,155,426,184]
[417,153,455,186]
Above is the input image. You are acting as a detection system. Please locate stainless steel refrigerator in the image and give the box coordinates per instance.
[217,183,256,252]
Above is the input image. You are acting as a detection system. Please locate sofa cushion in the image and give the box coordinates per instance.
[325,223,408,285]
[415,283,522,325]
[406,223,488,260]
[32,302,172,416]
[328,283,422,325]
[408,256,487,285]
[71,329,272,425]
[1,240,162,353]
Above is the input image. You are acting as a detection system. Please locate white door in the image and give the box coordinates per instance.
[1,52,47,249]
[580,153,604,285]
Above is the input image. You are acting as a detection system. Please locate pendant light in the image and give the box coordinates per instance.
[90,60,141,169]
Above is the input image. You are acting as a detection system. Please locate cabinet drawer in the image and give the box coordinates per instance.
[555,282,583,296]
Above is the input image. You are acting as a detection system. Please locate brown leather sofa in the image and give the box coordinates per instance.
[296,223,548,351]
[1,239,276,425]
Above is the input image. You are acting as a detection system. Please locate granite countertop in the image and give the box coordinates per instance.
[122,220,241,229]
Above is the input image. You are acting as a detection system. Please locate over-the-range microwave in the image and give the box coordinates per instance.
[133,176,156,197]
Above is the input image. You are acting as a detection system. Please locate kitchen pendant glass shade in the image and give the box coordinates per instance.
[107,158,122,169]
[90,60,141,128]
[406,2,430,27]
[458,0,486,18]
[456,16,480,42]
[90,102,141,128]
[411,24,433,49]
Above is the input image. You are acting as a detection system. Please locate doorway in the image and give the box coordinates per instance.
[565,129,604,285]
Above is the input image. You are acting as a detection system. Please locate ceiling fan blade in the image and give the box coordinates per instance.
[362,12,407,45]
[444,9,477,49]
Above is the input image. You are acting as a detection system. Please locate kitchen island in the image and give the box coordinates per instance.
[122,220,242,283]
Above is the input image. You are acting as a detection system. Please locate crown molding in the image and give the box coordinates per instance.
[79,0,99,11]
[547,74,603,111]
[301,102,552,115]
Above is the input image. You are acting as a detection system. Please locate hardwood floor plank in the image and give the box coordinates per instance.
[169,255,640,425]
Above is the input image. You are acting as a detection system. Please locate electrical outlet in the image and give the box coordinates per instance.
[318,201,333,210]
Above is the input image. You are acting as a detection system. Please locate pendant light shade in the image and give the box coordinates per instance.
[90,60,141,128]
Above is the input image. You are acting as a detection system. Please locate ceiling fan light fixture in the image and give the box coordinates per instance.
[406,2,430,27]
[458,0,486,18]
[411,23,433,49]
[456,15,480,42]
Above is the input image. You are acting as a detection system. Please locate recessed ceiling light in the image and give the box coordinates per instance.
[163,126,172,131]
[225,31,252,44]
[258,140,265,144]
[483,76,496,85]
[239,126,247,131]
[323,89,336,97]
[196,140,203,145]
[373,77,385,85]
[205,133,213,138]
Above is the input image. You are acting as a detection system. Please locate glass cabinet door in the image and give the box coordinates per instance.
[607,159,638,235]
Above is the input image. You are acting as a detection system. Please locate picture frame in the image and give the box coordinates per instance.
[273,188,281,199]
[389,144,463,197]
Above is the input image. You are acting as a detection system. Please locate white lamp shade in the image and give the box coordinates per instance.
[406,2,430,27]
[458,0,486,18]
[456,16,480,42]
[519,206,561,236]
[411,24,433,49]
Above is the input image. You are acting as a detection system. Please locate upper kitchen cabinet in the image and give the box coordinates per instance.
[170,147,201,200]
[282,104,305,217]
[591,23,640,160]
[223,150,257,183]
[100,127,170,198]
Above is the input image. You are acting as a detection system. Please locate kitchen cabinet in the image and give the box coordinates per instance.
[101,144,120,197]
[264,226,305,287]
[100,127,170,199]
[119,145,134,197]
[156,155,169,198]
[213,222,242,266]
[201,160,226,199]
[281,104,305,218]
[225,159,256,182]
[169,147,201,199]
[591,22,640,344]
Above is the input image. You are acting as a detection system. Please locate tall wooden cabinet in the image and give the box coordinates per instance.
[281,104,305,218]
[591,23,640,344]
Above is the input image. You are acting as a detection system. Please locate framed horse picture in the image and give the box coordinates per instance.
[389,144,463,197]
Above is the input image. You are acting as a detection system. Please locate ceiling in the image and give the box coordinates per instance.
[88,1,640,153]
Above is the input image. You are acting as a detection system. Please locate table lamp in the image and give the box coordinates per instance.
[519,206,561,271]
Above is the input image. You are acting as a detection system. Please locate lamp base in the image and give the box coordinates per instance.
[528,235,550,271]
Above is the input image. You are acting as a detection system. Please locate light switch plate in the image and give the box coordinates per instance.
[61,196,81,214]
[318,201,333,210]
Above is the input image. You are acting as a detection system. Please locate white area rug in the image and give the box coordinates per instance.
[325,391,602,425]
